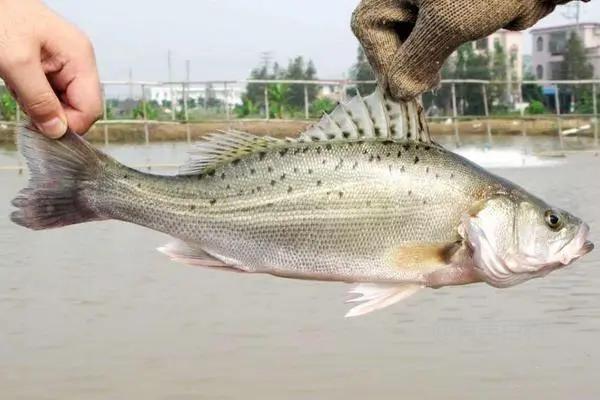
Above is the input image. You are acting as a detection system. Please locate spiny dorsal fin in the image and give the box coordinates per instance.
[179,88,431,175]
[299,87,431,143]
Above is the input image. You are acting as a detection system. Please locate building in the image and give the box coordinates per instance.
[472,30,524,83]
[145,83,244,108]
[531,22,600,81]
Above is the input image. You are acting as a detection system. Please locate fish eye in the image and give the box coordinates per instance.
[544,210,563,231]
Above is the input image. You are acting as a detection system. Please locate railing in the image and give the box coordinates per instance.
[0,78,598,149]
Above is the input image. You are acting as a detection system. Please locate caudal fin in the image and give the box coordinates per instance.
[11,126,105,230]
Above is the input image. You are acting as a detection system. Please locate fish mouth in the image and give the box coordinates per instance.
[562,223,594,264]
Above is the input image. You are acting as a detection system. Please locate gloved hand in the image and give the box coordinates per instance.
[352,0,588,100]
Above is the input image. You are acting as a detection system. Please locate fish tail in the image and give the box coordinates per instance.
[11,125,107,230]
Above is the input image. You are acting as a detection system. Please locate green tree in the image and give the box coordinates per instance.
[0,92,17,121]
[284,56,319,111]
[349,46,376,95]
[268,83,290,119]
[310,97,336,117]
[133,101,160,120]
[561,32,594,113]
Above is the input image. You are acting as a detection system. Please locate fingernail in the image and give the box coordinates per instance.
[37,118,67,139]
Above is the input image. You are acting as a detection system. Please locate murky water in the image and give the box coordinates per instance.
[1,136,599,400]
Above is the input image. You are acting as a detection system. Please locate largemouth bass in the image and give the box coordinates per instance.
[11,89,593,317]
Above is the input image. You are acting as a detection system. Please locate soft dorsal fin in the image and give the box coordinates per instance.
[179,88,431,175]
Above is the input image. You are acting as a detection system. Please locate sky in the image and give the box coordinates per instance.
[47,0,600,82]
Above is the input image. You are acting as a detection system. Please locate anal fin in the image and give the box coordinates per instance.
[158,240,232,268]
[345,283,423,318]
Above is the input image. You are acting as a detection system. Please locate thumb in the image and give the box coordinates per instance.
[4,59,67,138]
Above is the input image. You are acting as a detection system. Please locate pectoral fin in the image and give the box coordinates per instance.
[158,240,231,268]
[345,283,423,318]
[391,242,461,270]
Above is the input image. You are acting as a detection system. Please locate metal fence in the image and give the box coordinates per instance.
[0,78,598,148]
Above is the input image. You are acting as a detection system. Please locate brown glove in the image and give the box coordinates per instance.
[352,0,587,100]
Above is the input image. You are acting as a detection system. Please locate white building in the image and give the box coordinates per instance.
[472,29,524,83]
[146,83,244,108]
[531,22,600,81]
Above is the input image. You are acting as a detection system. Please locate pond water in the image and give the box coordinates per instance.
[0,136,599,400]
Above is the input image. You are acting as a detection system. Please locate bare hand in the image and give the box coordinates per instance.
[352,0,588,100]
[0,0,102,138]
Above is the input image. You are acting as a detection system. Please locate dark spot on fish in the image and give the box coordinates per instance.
[197,174,204,181]
[316,146,322,154]
[190,205,196,210]
[209,199,217,206]
[343,131,351,139]
[397,151,402,158]
[249,169,256,175]
[385,104,392,111]
[338,192,344,198]
[266,202,274,207]
[322,159,327,165]
[327,133,336,140]
[415,144,420,151]
[369,155,375,162]
[311,136,320,142]
[403,143,410,151]
[426,167,430,173]
[270,180,276,186]
[123,174,128,179]
[413,156,419,164]
[366,200,372,207]
[308,169,313,175]
[302,147,309,154]
[424,145,431,151]
[231,159,241,166]
[221,172,226,180]
[257,186,262,192]
[137,183,141,188]
[423,200,427,205]
[376,155,382,162]
[267,166,273,173]
[293,148,301,155]
[374,127,381,136]
[408,190,412,196]
[357,140,365,145]
[325,144,333,151]
[238,190,244,196]
[287,186,293,193]
[251,189,256,194]
[353,161,359,170]
[389,165,393,173]
[279,148,289,157]
[401,165,406,172]
[386,152,391,157]
[207,170,216,177]
[226,184,231,190]
[293,167,299,173]
[316,180,322,186]
[435,174,439,179]
[363,149,368,155]
[280,174,286,181]
[450,173,455,179]
[259,152,267,161]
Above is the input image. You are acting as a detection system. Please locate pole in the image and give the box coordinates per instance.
[264,85,270,121]
[224,82,230,121]
[204,84,208,111]
[168,50,176,121]
[304,85,309,120]
[481,83,492,146]
[128,68,133,100]
[141,84,149,145]
[554,84,564,149]
[451,83,460,147]
[185,60,191,143]
[593,83,598,148]
[102,85,109,146]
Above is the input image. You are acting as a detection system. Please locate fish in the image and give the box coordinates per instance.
[11,89,594,317]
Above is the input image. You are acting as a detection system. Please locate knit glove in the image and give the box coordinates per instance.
[352,0,587,100]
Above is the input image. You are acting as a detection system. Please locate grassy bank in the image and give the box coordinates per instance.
[0,117,595,145]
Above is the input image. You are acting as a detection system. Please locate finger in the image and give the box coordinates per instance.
[46,42,102,134]
[3,59,67,138]
[351,0,418,85]
[387,0,517,100]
